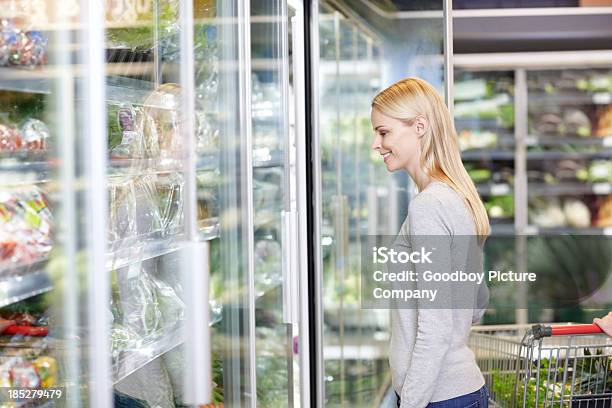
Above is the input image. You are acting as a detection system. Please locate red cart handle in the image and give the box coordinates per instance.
[532,324,603,339]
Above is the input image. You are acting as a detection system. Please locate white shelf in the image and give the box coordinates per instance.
[0,68,177,109]
[454,51,612,71]
[107,236,182,270]
[528,182,612,196]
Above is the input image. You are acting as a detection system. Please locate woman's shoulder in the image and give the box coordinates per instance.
[408,181,473,234]
[409,182,459,212]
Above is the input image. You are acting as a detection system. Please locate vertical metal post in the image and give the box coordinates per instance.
[308,1,326,407]
[55,8,79,406]
[179,0,211,404]
[286,2,311,407]
[81,0,110,406]
[443,0,453,115]
[237,0,257,405]
[514,68,528,325]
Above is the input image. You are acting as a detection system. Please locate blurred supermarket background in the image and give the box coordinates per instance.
[0,0,611,407]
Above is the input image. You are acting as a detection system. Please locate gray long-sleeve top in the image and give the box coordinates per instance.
[390,181,488,407]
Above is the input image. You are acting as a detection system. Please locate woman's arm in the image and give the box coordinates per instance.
[399,195,454,408]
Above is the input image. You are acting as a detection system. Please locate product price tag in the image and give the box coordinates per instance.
[603,137,612,147]
[604,227,612,236]
[490,184,510,196]
[592,183,611,195]
[593,93,612,105]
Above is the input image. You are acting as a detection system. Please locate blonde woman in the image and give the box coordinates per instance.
[371,77,490,408]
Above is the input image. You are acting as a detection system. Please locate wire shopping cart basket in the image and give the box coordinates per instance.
[469,323,612,408]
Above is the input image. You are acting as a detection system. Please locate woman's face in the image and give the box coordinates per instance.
[370,108,422,173]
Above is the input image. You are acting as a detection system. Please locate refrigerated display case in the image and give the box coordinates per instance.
[0,1,310,407]
[454,53,612,325]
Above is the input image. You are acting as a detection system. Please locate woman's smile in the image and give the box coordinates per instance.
[382,151,392,162]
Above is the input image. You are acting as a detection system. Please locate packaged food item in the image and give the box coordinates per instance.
[563,199,591,228]
[156,173,183,234]
[0,18,47,67]
[594,196,612,228]
[20,118,49,151]
[0,187,53,271]
[143,84,182,162]
[149,274,185,327]
[12,362,40,388]
[108,177,137,245]
[116,263,162,337]
[132,175,162,238]
[32,356,56,387]
[595,105,612,137]
[110,323,142,362]
[0,123,23,151]
[110,104,145,160]
[562,108,591,137]
[529,197,567,228]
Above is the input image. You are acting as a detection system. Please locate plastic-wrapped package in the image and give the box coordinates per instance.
[148,273,185,327]
[0,18,47,68]
[0,123,22,151]
[143,84,183,162]
[20,118,49,151]
[110,323,142,363]
[156,172,184,234]
[0,187,53,272]
[116,262,162,338]
[110,104,145,160]
[132,175,162,238]
[108,177,136,245]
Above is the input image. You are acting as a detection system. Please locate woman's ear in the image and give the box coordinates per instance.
[414,115,428,136]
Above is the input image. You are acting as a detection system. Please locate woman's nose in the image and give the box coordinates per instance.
[371,135,381,151]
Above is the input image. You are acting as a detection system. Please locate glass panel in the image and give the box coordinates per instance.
[0,1,86,405]
[251,0,293,406]
[454,70,515,234]
[527,68,612,235]
[104,1,193,406]
[317,1,445,406]
[196,1,254,406]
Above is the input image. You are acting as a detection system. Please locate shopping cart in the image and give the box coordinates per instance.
[469,323,612,408]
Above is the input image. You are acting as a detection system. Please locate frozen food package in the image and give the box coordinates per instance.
[149,273,185,327]
[116,262,162,338]
[20,118,49,151]
[143,84,183,162]
[156,172,184,234]
[110,323,142,363]
[0,187,53,271]
[32,356,57,387]
[132,174,162,239]
[0,123,22,152]
[108,177,136,246]
[110,104,145,160]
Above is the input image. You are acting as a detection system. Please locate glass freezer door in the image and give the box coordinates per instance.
[313,1,450,406]
[251,0,308,406]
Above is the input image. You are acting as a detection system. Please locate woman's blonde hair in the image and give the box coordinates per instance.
[372,77,490,240]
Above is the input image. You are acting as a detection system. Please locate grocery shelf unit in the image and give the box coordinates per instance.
[454,50,612,325]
